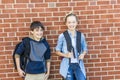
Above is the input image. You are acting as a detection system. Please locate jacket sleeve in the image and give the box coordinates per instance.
[15,42,25,55]
[43,39,51,60]
[81,33,88,53]
[44,47,51,60]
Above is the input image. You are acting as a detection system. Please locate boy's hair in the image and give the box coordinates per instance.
[64,12,79,24]
[30,21,44,31]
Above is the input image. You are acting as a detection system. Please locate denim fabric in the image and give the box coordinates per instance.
[66,63,86,80]
[55,30,88,78]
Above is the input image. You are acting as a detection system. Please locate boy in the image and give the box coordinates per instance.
[15,21,51,80]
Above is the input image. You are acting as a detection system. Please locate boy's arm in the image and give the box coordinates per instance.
[46,60,51,74]
[15,54,25,77]
[44,60,51,80]
[44,42,51,80]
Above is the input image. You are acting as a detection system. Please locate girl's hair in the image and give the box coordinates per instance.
[64,13,79,24]
[30,21,44,31]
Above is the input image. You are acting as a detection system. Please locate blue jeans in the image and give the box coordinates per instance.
[66,63,86,80]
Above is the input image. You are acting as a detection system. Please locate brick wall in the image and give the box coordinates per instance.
[0,0,120,80]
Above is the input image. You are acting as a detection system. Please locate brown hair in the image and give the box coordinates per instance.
[30,21,44,31]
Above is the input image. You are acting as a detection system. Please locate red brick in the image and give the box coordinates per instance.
[4,19,17,23]
[31,0,43,3]
[25,13,37,17]
[101,14,113,19]
[4,28,17,32]
[2,0,14,3]
[16,0,29,3]
[81,11,93,15]
[81,20,93,24]
[88,68,100,72]
[87,15,99,19]
[108,9,120,13]
[101,50,113,53]
[46,17,59,21]
[102,76,114,80]
[45,0,57,2]
[73,7,86,10]
[108,19,120,22]
[32,18,45,21]
[95,10,107,14]
[95,63,107,67]
[100,5,112,9]
[89,77,101,80]
[77,2,89,6]
[59,0,70,2]
[87,6,99,10]
[102,67,114,71]
[39,13,52,17]
[17,9,30,13]
[0,5,5,8]
[0,14,9,18]
[35,3,48,7]
[97,1,109,5]
[59,7,72,11]
[14,4,27,8]
[114,5,120,8]
[6,5,13,8]
[32,8,44,12]
[18,18,31,22]
[95,72,107,76]
[10,14,24,18]
[56,3,68,7]
[2,9,16,13]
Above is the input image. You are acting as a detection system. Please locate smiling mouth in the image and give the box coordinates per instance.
[70,26,74,28]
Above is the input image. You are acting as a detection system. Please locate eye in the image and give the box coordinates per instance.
[34,28,43,32]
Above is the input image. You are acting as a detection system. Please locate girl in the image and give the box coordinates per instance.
[55,13,88,80]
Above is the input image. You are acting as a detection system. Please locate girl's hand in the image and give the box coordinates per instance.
[79,54,85,60]
[65,52,72,58]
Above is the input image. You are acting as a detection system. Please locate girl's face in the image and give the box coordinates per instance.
[65,16,78,31]
[31,27,43,40]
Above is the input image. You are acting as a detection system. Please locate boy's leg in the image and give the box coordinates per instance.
[25,73,45,80]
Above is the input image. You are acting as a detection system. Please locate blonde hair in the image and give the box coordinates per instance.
[64,12,79,24]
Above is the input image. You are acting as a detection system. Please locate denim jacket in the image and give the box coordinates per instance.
[55,30,88,78]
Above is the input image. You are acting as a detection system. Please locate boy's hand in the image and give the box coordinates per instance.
[44,72,49,80]
[18,69,25,78]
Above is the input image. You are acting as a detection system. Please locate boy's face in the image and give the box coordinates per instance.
[31,27,43,40]
[66,16,78,31]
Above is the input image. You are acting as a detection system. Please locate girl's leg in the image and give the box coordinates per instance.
[66,65,73,80]
[74,64,86,80]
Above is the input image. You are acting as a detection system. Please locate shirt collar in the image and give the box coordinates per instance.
[67,30,77,38]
